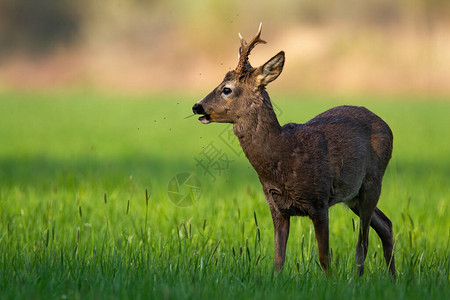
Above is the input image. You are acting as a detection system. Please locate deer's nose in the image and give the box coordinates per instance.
[192,103,206,115]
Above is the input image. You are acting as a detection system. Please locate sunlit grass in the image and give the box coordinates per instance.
[0,91,449,299]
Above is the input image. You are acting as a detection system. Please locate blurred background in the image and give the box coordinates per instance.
[0,0,449,95]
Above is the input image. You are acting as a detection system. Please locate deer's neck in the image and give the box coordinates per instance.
[233,93,284,179]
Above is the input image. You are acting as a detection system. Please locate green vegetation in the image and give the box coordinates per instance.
[0,91,449,299]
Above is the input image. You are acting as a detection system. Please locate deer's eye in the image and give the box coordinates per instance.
[222,87,232,95]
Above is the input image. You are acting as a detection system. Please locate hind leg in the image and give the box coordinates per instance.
[350,204,396,277]
[370,208,396,276]
[355,205,375,276]
[350,182,380,276]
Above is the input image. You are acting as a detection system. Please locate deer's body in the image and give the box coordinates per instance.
[237,103,392,216]
[193,25,396,276]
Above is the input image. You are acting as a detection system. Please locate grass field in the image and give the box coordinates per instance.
[0,91,449,299]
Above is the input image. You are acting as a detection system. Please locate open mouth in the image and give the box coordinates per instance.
[198,114,211,124]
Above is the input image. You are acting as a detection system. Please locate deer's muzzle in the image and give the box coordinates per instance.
[192,103,211,124]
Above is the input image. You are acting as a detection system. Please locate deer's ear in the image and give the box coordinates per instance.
[256,51,285,87]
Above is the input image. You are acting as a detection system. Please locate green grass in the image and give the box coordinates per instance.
[0,90,449,299]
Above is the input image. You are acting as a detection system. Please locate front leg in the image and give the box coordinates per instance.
[269,204,290,272]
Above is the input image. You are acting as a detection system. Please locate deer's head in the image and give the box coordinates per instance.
[192,24,285,124]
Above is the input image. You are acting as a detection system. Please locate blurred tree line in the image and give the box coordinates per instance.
[0,0,86,55]
[0,0,448,93]
[0,0,448,57]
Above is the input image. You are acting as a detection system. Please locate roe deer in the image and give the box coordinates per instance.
[192,24,395,276]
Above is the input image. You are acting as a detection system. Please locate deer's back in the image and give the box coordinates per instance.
[281,105,393,206]
[305,105,393,166]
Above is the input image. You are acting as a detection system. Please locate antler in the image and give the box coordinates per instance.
[235,23,266,74]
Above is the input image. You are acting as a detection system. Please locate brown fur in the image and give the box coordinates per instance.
[192,26,396,276]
